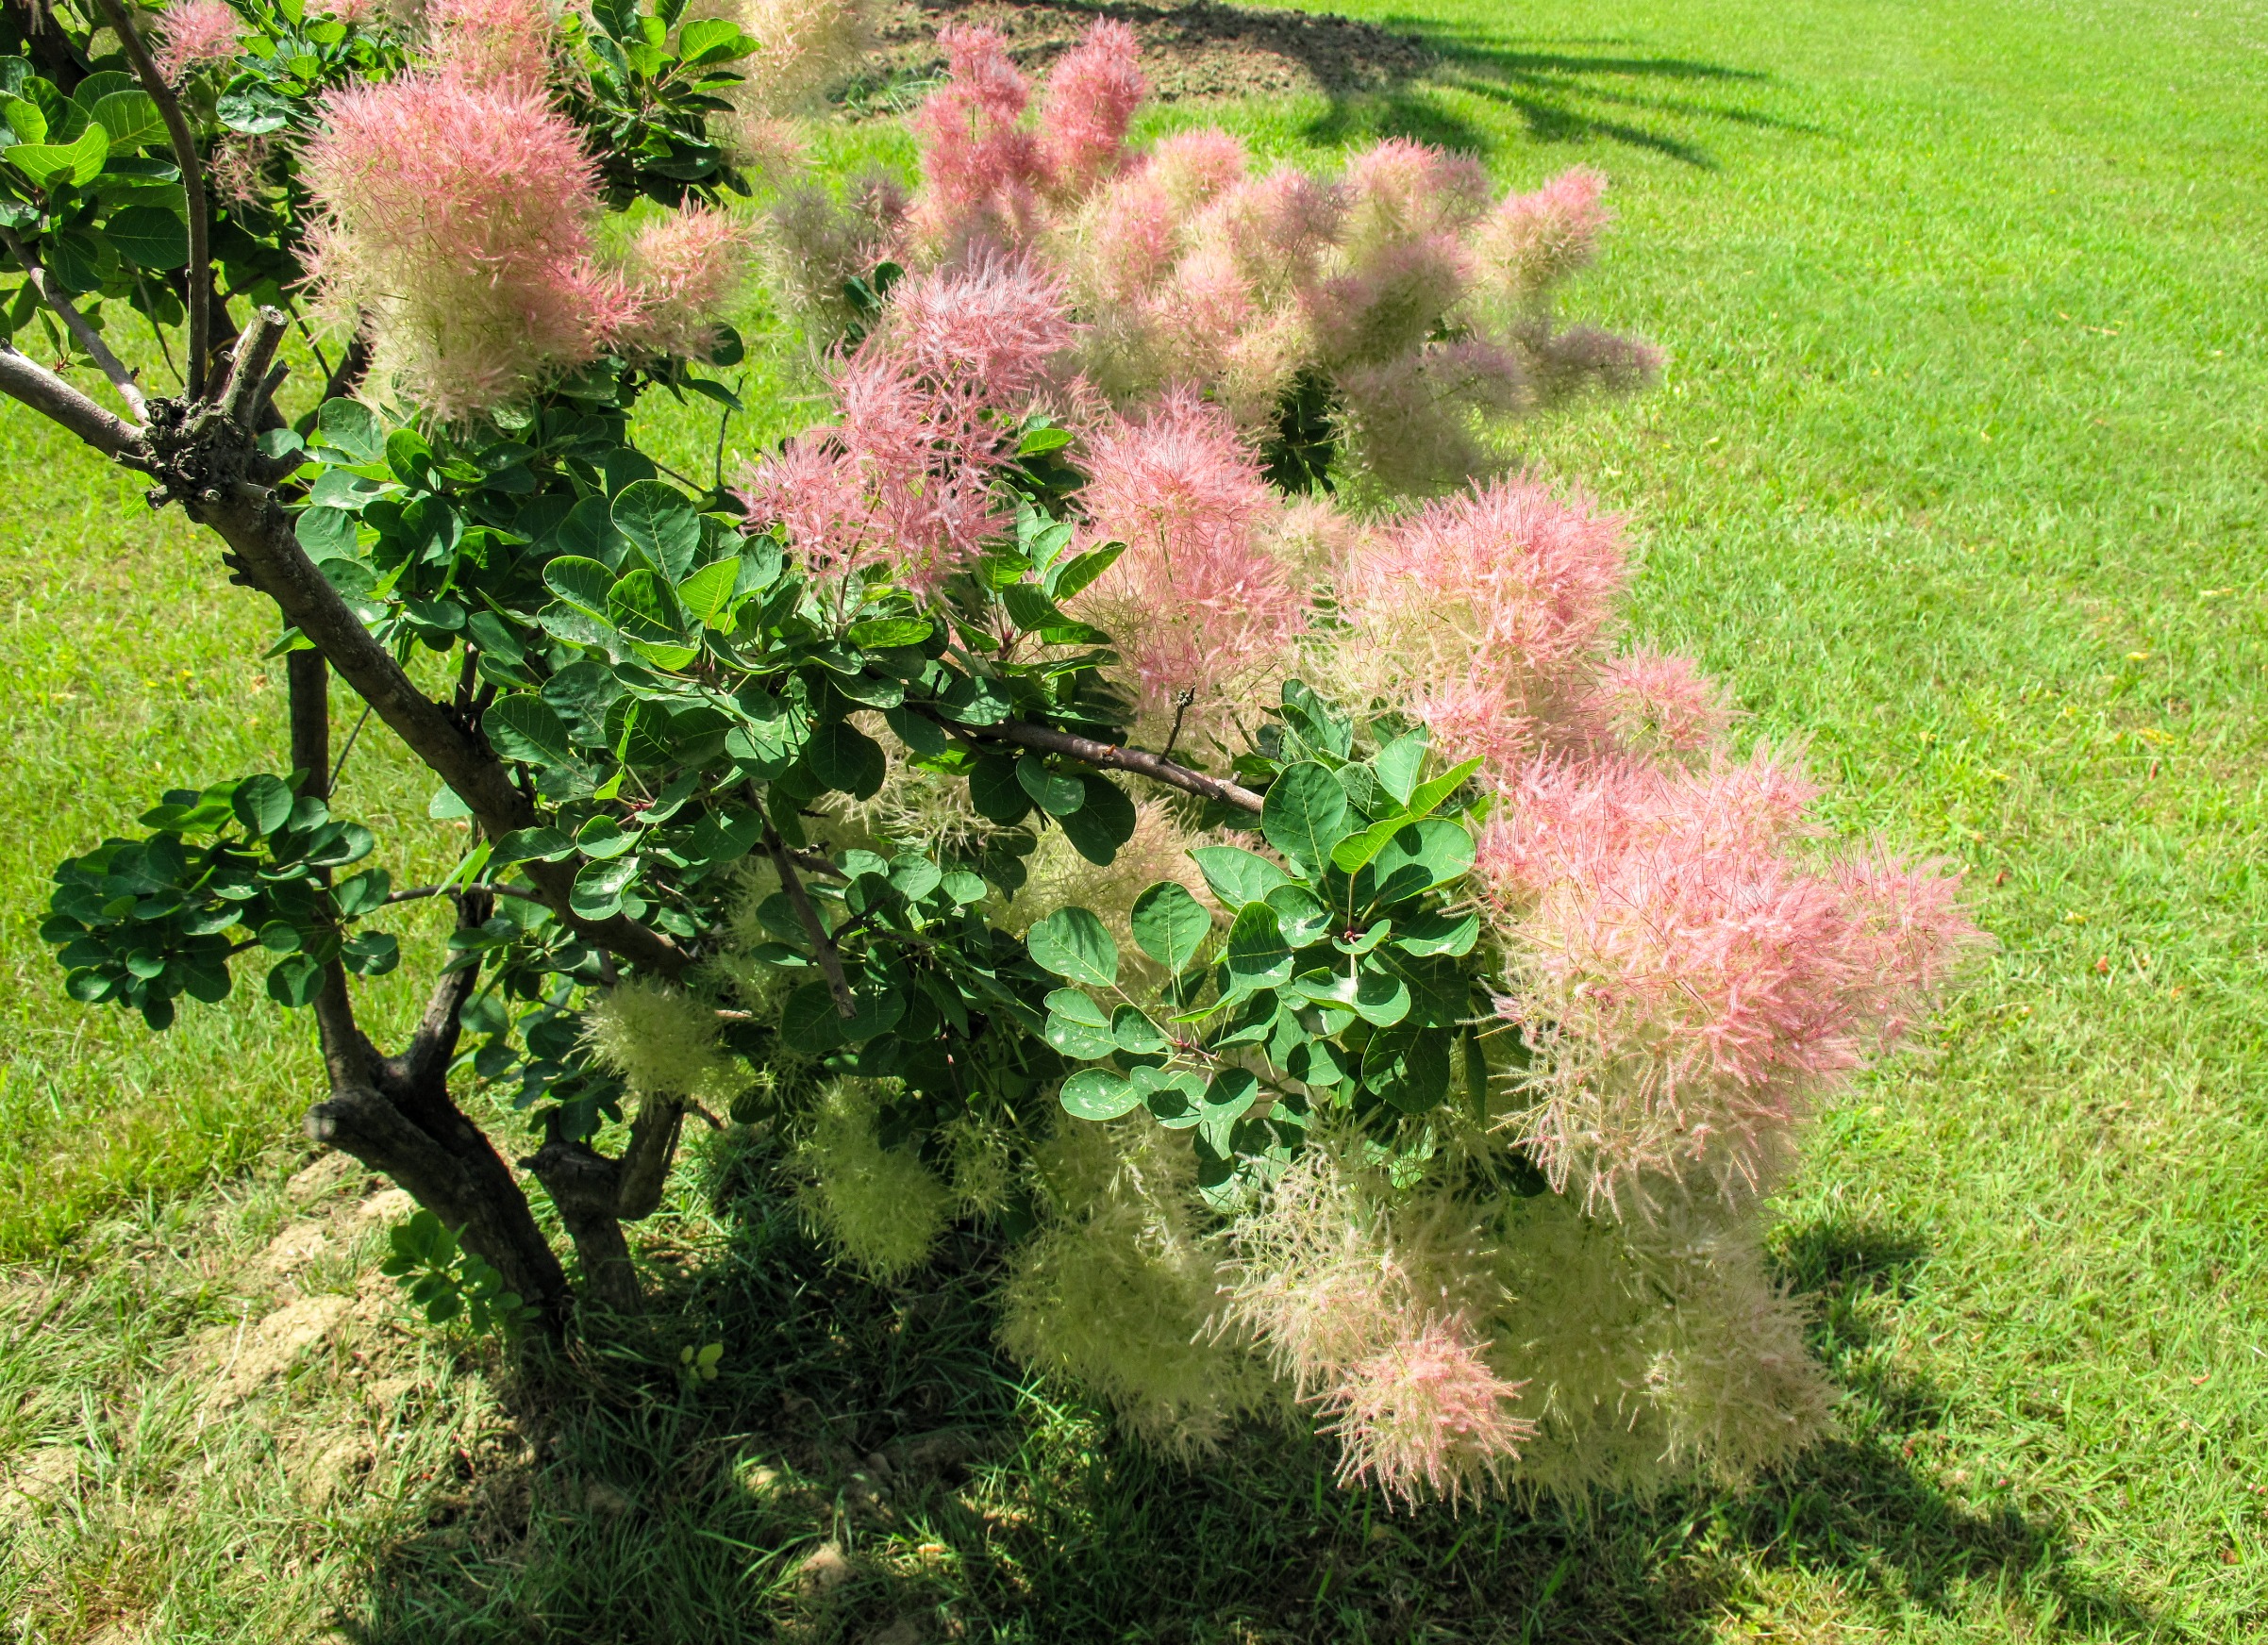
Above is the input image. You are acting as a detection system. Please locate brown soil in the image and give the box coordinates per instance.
[863,0,1436,106]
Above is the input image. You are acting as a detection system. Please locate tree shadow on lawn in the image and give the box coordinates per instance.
[1302,16,1811,168]
[341,1162,2160,1644]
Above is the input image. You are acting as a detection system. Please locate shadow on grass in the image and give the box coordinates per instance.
[338,1164,2160,1643]
[1304,18,1810,166]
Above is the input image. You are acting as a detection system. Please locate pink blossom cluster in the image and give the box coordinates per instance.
[766,22,1659,492]
[154,0,242,81]
[740,256,1075,593]
[908,23,1144,259]
[1475,750,1981,1210]
[1073,389,1309,722]
[298,3,747,419]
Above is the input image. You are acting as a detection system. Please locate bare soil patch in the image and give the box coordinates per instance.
[865,0,1435,105]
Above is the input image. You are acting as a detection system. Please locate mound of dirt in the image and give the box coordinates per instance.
[862,0,1435,106]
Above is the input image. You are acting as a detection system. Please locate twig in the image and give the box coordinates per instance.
[911,706,1265,815]
[0,224,146,420]
[327,701,372,793]
[212,306,287,427]
[96,0,209,397]
[0,341,145,460]
[382,882,547,907]
[1162,689,1195,760]
[130,274,182,386]
[763,818,854,1017]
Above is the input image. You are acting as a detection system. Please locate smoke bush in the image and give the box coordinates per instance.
[12,0,1977,1517]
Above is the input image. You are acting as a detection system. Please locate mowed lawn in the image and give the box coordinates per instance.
[2,0,2265,1638]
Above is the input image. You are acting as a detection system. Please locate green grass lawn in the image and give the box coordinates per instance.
[4,0,2265,1637]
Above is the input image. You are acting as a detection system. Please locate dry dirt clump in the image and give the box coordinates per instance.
[861,0,1434,106]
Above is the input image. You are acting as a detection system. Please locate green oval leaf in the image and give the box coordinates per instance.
[1190,845,1291,910]
[1016,755,1085,817]
[1130,880,1209,973]
[571,856,639,920]
[1026,906,1118,988]
[611,478,701,580]
[1261,762,1350,874]
[101,200,187,268]
[805,716,886,799]
[1059,1068,1140,1121]
[485,694,574,765]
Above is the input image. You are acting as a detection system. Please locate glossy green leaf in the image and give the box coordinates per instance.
[675,556,740,627]
[1190,844,1291,910]
[571,856,639,920]
[1059,1068,1140,1121]
[805,716,886,798]
[611,479,701,580]
[1015,755,1085,817]
[1130,880,1209,972]
[230,773,293,837]
[1058,772,1137,866]
[485,694,575,764]
[1043,988,1116,1058]
[1260,762,1350,872]
[1026,906,1118,987]
[102,201,188,267]
[90,90,163,149]
[8,123,106,188]
[1373,732,1428,806]
[1222,903,1292,995]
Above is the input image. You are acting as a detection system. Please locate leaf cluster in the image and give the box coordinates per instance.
[1034,699,1494,1205]
[42,772,394,1028]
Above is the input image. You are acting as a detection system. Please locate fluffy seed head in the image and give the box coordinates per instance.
[155,0,242,80]
[1590,648,1734,759]
[1318,1317,1535,1507]
[1473,166,1610,306]
[609,205,751,359]
[300,73,612,418]
[793,1079,952,1279]
[1074,389,1309,723]
[1342,476,1625,771]
[1037,19,1146,198]
[425,0,557,91]
[582,979,734,1096]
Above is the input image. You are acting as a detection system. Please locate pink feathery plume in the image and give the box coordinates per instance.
[154,0,242,80]
[1037,19,1147,198]
[1339,137,1493,251]
[742,257,1075,595]
[1140,127,1248,211]
[1475,165,1611,303]
[1344,475,1625,772]
[1318,1317,1535,1508]
[1589,648,1734,757]
[610,206,750,358]
[1074,388,1308,716]
[301,73,609,419]
[740,435,881,580]
[1475,748,1976,1210]
[425,0,557,91]
[912,25,1047,252]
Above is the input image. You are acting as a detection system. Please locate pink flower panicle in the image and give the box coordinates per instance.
[1343,476,1626,770]
[1590,648,1734,758]
[1318,1318,1536,1508]
[301,74,609,420]
[911,24,1045,255]
[610,206,750,359]
[425,0,558,91]
[1474,750,1980,1209]
[742,256,1076,594]
[302,69,747,420]
[155,0,242,81]
[1037,19,1146,198]
[1476,165,1611,305]
[1073,387,1309,718]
